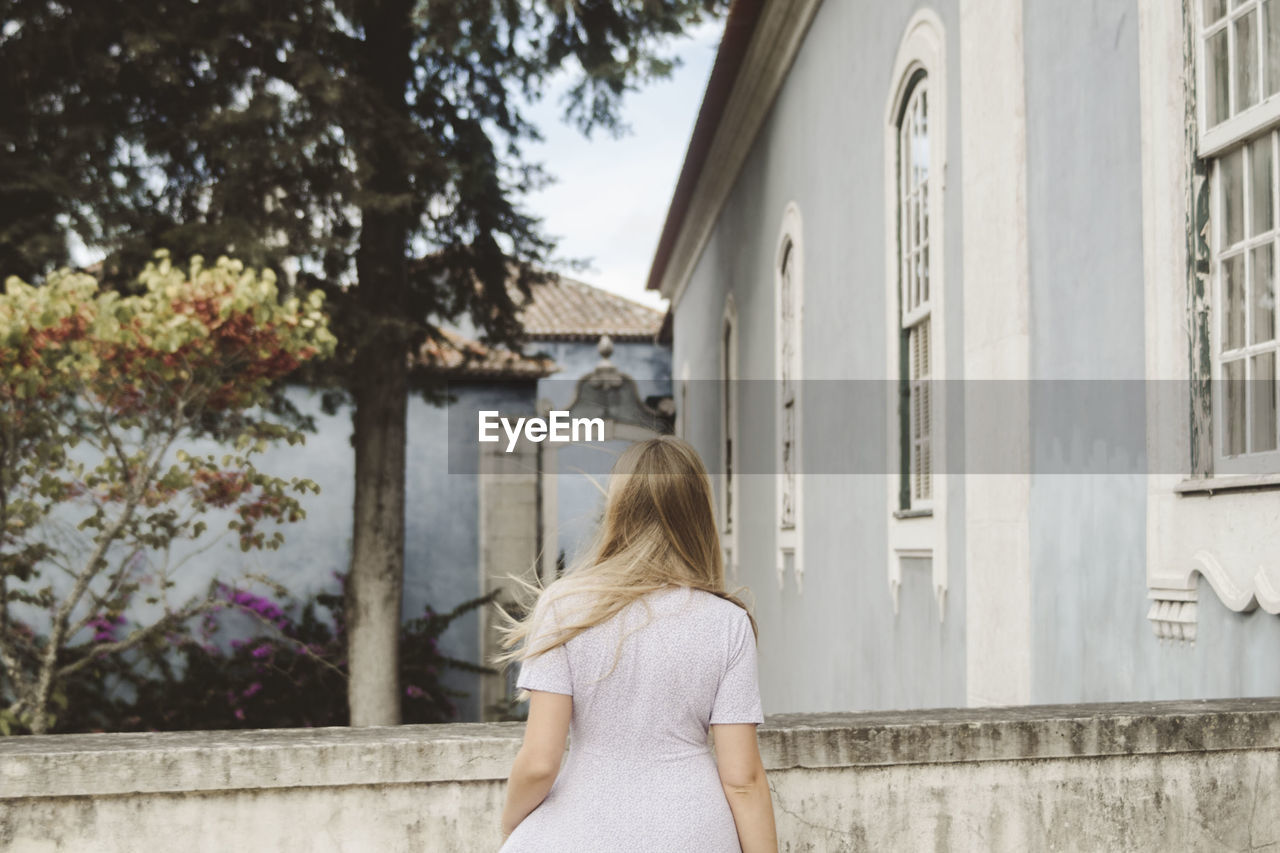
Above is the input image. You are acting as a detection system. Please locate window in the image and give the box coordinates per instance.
[883,9,947,620]
[721,295,739,579]
[897,74,933,508]
[775,203,803,590]
[1198,0,1280,471]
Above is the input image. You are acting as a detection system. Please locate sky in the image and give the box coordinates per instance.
[520,21,723,311]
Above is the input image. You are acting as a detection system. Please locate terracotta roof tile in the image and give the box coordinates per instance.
[416,328,556,379]
[518,276,664,342]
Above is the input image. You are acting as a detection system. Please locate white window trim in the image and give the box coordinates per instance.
[1195,0,1280,157]
[721,293,741,580]
[883,9,948,621]
[775,202,804,593]
[1208,146,1280,472]
[1139,0,1280,631]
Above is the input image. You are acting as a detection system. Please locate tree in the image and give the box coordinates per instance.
[0,252,335,734]
[0,0,725,724]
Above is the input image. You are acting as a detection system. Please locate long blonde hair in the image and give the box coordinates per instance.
[496,436,755,665]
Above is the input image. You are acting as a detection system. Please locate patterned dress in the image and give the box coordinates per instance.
[500,585,764,852]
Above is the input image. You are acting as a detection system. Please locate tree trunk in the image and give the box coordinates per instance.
[347,345,409,726]
[346,0,414,727]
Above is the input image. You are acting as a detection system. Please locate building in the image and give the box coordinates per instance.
[649,0,1280,712]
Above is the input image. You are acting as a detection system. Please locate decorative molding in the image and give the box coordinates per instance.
[657,0,825,307]
[1147,590,1199,643]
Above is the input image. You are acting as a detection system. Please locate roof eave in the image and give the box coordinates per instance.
[645,0,825,305]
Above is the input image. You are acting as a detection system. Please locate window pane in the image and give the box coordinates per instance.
[1223,148,1246,246]
[1251,135,1274,234]
[1253,242,1276,342]
[1252,352,1279,451]
[1225,357,1248,455]
[1237,11,1261,112]
[1206,0,1227,20]
[1225,252,1247,349]
[1267,0,1280,96]
[1207,29,1232,126]
[922,246,930,302]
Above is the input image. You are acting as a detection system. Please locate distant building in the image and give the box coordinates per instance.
[182,275,668,721]
[649,0,1280,712]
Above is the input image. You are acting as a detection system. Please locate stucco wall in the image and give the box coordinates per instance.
[170,383,538,722]
[1021,0,1280,702]
[671,0,967,714]
[3,699,1276,852]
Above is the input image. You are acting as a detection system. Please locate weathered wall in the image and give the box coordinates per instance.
[2,699,1277,852]
[1021,0,1280,702]
[672,0,967,714]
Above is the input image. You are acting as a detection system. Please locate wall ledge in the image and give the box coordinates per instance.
[3,699,1278,800]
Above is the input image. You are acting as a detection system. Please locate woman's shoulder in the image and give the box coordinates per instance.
[667,587,752,627]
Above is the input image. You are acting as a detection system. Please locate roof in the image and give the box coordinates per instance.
[416,328,556,380]
[518,275,664,342]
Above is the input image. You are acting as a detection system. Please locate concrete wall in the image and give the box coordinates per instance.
[1021,0,1280,703]
[3,699,1277,852]
[672,0,967,714]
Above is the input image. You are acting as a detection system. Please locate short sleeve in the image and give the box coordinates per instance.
[710,609,764,725]
[515,596,573,696]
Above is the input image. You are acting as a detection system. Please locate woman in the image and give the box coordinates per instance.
[496,436,778,853]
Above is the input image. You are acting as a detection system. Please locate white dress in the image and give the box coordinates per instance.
[500,585,765,853]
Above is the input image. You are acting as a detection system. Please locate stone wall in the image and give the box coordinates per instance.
[2,699,1278,852]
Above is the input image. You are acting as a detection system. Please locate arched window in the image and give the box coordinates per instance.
[884,9,948,620]
[721,294,739,579]
[898,73,933,508]
[775,203,804,591]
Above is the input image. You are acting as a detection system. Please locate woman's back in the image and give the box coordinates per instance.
[501,585,763,852]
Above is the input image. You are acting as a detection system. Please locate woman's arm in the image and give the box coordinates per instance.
[712,723,778,853]
[500,691,572,839]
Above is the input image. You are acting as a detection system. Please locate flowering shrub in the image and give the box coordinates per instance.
[50,576,495,732]
[0,252,335,734]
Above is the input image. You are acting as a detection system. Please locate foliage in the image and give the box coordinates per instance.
[0,252,335,734]
[0,0,726,357]
[1,0,725,725]
[28,576,496,734]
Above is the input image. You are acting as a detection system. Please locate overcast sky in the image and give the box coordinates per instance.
[522,21,723,311]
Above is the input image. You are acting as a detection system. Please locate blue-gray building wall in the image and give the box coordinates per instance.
[182,382,538,721]
[1023,0,1280,703]
[673,0,967,715]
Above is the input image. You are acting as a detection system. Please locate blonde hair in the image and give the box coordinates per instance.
[495,436,755,665]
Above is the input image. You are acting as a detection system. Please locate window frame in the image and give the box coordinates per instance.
[883,9,949,622]
[774,202,804,592]
[1196,0,1280,157]
[721,293,740,580]
[1196,0,1280,473]
[896,72,935,513]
